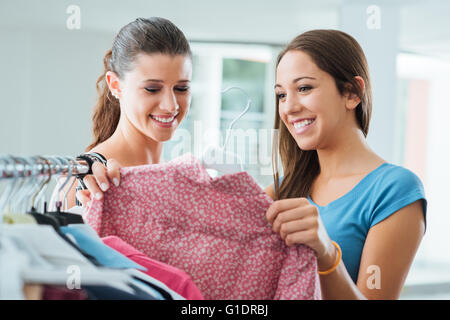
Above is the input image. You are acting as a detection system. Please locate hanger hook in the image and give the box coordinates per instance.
[0,155,16,214]
[50,156,69,211]
[56,156,72,194]
[7,156,30,213]
[62,156,77,211]
[220,86,252,150]
[46,156,63,211]
[13,156,39,213]
[31,156,52,211]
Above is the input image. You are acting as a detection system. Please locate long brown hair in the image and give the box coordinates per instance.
[272,29,373,200]
[86,17,192,151]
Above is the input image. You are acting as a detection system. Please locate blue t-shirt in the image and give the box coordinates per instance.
[278,163,427,283]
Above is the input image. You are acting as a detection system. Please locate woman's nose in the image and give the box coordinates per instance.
[160,91,179,113]
[283,93,302,114]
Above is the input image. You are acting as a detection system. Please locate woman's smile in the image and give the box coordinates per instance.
[149,112,179,128]
[291,118,316,135]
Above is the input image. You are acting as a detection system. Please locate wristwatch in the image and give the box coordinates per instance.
[74,152,108,206]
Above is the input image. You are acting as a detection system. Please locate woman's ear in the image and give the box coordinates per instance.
[345,76,365,111]
[105,71,121,99]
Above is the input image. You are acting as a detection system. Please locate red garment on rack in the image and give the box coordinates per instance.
[102,235,204,300]
[84,154,321,300]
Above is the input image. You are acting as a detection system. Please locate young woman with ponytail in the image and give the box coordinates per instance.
[66,17,193,208]
[264,30,426,299]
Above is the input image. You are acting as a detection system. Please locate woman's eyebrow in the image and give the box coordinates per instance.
[141,79,164,83]
[141,79,191,83]
[275,76,316,88]
[293,76,316,83]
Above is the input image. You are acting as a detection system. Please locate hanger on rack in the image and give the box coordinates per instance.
[30,156,53,213]
[201,86,251,175]
[0,155,89,224]
[0,156,17,216]
[0,154,104,268]
[0,156,42,217]
[44,156,84,225]
[0,155,61,231]
[10,156,43,214]
[0,154,86,228]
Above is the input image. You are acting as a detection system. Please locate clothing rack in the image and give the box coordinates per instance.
[0,154,93,214]
[0,155,186,301]
[0,155,90,180]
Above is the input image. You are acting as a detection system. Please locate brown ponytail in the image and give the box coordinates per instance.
[273,30,373,200]
[86,49,120,151]
[86,17,192,151]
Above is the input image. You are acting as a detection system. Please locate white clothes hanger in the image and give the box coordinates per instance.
[201,86,251,175]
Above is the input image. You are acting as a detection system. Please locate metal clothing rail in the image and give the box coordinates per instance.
[0,155,90,180]
[0,154,94,214]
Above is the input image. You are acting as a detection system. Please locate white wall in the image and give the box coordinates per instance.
[0,27,115,156]
[340,1,399,163]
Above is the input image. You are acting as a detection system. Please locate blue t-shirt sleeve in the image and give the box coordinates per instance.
[368,166,427,231]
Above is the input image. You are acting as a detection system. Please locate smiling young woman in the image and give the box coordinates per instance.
[265,29,426,300]
[64,17,193,208]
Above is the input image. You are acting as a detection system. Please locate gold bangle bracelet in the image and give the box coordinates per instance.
[318,241,342,276]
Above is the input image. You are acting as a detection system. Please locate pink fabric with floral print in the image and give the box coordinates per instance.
[84,153,321,300]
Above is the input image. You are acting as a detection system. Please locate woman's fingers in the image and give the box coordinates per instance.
[272,207,305,233]
[83,174,104,200]
[106,159,121,187]
[79,159,122,203]
[279,217,317,240]
[76,189,91,207]
[273,204,317,233]
[284,230,315,247]
[266,198,310,225]
[91,161,110,192]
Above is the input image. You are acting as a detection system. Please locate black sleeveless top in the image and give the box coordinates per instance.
[75,152,108,206]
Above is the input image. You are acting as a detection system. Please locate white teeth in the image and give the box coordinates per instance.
[151,115,176,123]
[293,119,314,129]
